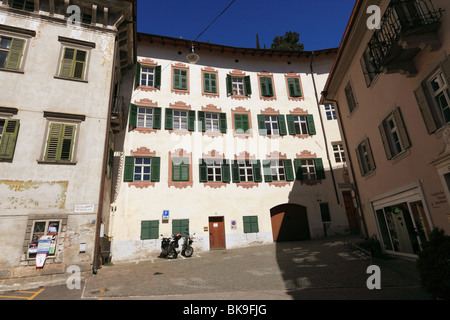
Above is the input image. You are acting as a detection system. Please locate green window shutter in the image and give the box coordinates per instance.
[253,160,262,182]
[393,107,411,149]
[232,161,240,183]
[199,159,208,182]
[174,157,190,182]
[222,160,231,183]
[165,108,173,130]
[210,73,217,93]
[315,158,325,180]
[198,111,206,132]
[244,75,252,96]
[135,62,141,87]
[263,160,272,182]
[59,48,75,78]
[173,69,180,89]
[257,114,267,136]
[141,221,159,240]
[154,65,161,87]
[172,219,189,237]
[226,74,233,95]
[204,73,211,92]
[129,104,137,127]
[188,110,196,131]
[288,78,302,97]
[44,123,75,162]
[379,122,393,160]
[219,113,227,133]
[45,123,62,161]
[5,38,25,70]
[260,77,273,97]
[153,107,162,129]
[243,216,251,233]
[151,157,160,182]
[0,119,20,160]
[306,114,316,135]
[293,159,304,180]
[284,159,295,181]
[243,216,259,233]
[60,124,75,161]
[286,114,296,135]
[278,114,287,136]
[172,219,180,234]
[124,156,135,182]
[234,114,242,132]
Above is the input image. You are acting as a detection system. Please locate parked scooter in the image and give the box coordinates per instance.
[181,233,195,257]
[159,234,182,259]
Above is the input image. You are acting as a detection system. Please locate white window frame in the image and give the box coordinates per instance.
[332,144,346,163]
[232,77,245,96]
[385,115,403,156]
[141,66,155,87]
[324,104,337,120]
[205,112,220,132]
[207,160,222,182]
[173,110,188,130]
[134,157,152,182]
[238,160,254,182]
[293,115,308,135]
[265,115,279,136]
[137,107,153,128]
[428,70,450,125]
[271,160,286,181]
[302,159,317,180]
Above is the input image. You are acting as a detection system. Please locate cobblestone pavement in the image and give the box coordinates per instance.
[82,235,432,300]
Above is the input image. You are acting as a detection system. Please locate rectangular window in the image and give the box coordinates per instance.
[141,67,154,87]
[324,104,337,120]
[0,118,20,160]
[137,107,153,128]
[293,158,325,180]
[203,72,217,94]
[360,47,379,86]
[59,47,88,80]
[356,138,376,176]
[243,216,259,233]
[173,110,188,130]
[207,160,222,182]
[287,77,302,98]
[333,144,346,163]
[429,70,450,124]
[265,116,279,136]
[141,220,159,240]
[345,82,357,113]
[379,107,411,159]
[205,113,220,132]
[0,36,25,71]
[259,76,274,97]
[44,123,76,162]
[134,157,152,182]
[232,77,244,96]
[27,220,61,259]
[172,219,189,237]
[11,0,34,11]
[293,115,308,134]
[301,159,317,180]
[172,157,190,182]
[239,160,254,182]
[123,156,160,182]
[234,114,250,134]
[173,68,188,90]
[232,160,262,183]
[227,75,251,97]
[271,160,286,181]
[320,203,331,222]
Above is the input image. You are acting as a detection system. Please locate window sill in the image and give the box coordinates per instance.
[54,76,88,83]
[362,169,376,179]
[230,94,249,100]
[171,88,189,95]
[268,181,291,188]
[288,96,304,101]
[202,181,228,189]
[37,160,77,165]
[202,91,219,98]
[137,86,157,92]
[128,181,156,189]
[133,127,159,134]
[391,148,411,164]
[0,68,24,74]
[168,181,193,189]
[260,95,276,101]
[236,182,259,189]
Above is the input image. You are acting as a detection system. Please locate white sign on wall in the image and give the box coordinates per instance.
[74,204,95,213]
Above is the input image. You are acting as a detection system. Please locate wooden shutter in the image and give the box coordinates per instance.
[355,145,366,176]
[124,156,135,182]
[244,76,252,96]
[379,122,393,160]
[198,111,206,132]
[0,119,20,160]
[153,107,162,129]
[154,65,161,87]
[278,114,287,136]
[180,158,189,181]
[306,114,316,135]
[360,55,372,87]
[226,74,233,95]
[151,157,160,182]
[210,73,217,93]
[129,104,137,127]
[199,159,208,182]
[165,108,173,130]
[253,160,262,182]
[393,107,411,150]
[173,69,180,89]
[135,62,141,87]
[315,158,325,180]
[60,48,75,78]
[365,138,376,172]
[257,114,266,135]
[243,216,258,233]
[284,159,295,181]
[72,50,86,79]
[219,113,227,133]
[263,160,272,182]
[188,110,196,131]
[232,161,240,183]
[204,73,211,92]
[45,123,75,161]
[440,55,450,88]
[180,219,189,237]
[286,115,296,135]
[141,221,159,240]
[293,159,304,180]
[45,123,62,161]
[288,78,302,97]
[345,83,357,113]
[414,85,437,134]
[222,160,231,183]
[260,77,273,97]
[5,38,25,70]
[60,124,75,161]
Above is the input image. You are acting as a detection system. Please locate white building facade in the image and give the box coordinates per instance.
[108,33,357,262]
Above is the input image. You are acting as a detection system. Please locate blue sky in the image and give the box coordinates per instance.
[136,0,357,51]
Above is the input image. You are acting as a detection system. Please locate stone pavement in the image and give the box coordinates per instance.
[82,235,433,300]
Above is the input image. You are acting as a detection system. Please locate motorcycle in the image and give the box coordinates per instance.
[181,233,195,257]
[159,233,182,259]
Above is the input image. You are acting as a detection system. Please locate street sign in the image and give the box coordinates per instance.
[162,210,169,221]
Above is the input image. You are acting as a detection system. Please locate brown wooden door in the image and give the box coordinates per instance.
[343,191,360,233]
[270,204,310,242]
[209,217,225,249]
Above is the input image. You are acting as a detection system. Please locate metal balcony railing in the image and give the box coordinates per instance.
[367,0,443,74]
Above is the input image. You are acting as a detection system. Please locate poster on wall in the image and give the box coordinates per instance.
[36,253,47,268]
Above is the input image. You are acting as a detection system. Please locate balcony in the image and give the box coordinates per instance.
[111,96,125,133]
[367,0,443,77]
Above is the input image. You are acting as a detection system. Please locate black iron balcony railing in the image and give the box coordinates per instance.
[367,0,443,75]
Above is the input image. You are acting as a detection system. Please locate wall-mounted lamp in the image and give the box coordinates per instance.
[186,43,200,64]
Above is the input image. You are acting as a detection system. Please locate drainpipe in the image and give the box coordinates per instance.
[321,93,369,239]
[310,52,340,205]
[93,38,118,274]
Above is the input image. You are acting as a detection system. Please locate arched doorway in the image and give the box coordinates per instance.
[270,204,311,242]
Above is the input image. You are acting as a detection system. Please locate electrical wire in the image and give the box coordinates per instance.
[194,0,236,42]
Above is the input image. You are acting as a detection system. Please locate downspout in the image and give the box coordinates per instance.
[93,37,118,274]
[310,52,340,205]
[321,93,369,239]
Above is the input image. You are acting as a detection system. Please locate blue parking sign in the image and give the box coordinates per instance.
[163,210,169,220]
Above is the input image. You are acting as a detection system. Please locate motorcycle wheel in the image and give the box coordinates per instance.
[168,248,177,259]
[183,246,194,257]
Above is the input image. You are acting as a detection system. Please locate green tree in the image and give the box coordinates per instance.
[270,31,304,51]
